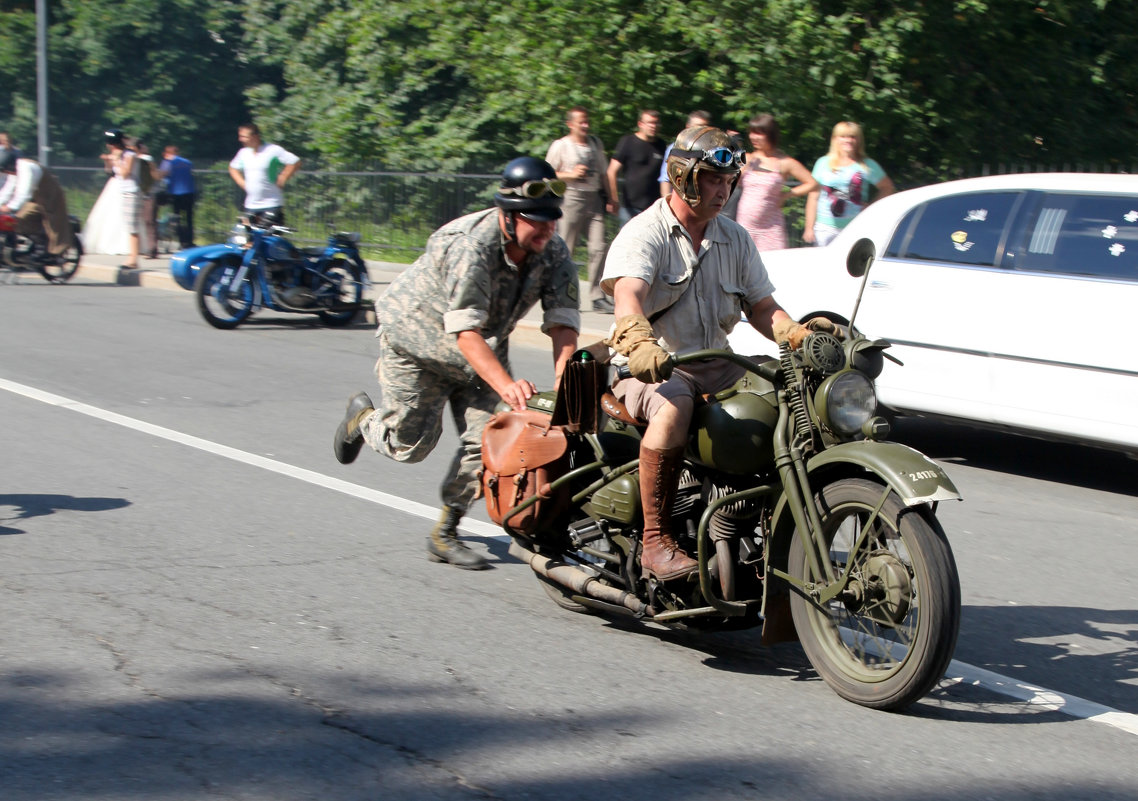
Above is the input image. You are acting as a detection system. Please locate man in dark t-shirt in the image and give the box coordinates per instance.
[606,109,666,225]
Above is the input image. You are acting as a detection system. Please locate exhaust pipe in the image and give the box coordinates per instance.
[508,541,649,616]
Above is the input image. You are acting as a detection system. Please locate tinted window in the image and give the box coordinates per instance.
[1017,193,1138,282]
[887,192,1021,267]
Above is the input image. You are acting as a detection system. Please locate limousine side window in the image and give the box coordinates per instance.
[886,192,1021,267]
[1017,193,1138,282]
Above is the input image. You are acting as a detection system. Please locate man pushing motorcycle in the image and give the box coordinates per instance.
[602,125,838,580]
[332,157,580,570]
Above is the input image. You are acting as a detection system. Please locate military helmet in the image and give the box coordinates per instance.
[105,129,125,148]
[666,126,746,206]
[494,156,564,221]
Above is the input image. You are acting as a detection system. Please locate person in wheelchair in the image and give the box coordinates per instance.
[0,148,74,264]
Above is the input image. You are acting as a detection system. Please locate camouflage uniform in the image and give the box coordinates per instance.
[362,207,580,511]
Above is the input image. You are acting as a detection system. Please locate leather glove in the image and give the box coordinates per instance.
[627,340,674,383]
[607,313,673,383]
[606,313,656,355]
[773,317,842,350]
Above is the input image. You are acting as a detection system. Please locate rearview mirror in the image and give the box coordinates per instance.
[846,238,876,278]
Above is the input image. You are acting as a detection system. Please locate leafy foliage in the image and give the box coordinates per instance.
[2,0,1136,184]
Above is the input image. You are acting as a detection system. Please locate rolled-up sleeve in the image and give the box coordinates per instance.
[541,248,582,334]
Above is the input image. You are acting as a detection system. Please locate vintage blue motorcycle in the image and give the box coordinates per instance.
[170,214,372,329]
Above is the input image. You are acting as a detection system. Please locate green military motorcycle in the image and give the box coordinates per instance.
[480,243,961,711]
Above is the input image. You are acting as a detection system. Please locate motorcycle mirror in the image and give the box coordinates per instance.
[846,238,877,335]
[846,238,876,278]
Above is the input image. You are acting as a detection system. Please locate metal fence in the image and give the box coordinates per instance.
[51,162,1137,261]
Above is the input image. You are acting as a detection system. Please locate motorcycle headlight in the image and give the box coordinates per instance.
[227,225,247,247]
[816,371,877,437]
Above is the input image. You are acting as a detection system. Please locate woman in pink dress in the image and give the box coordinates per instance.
[735,114,818,251]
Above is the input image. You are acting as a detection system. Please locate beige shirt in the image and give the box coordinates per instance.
[601,196,775,358]
[545,135,607,194]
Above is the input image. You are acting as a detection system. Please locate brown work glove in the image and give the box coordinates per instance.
[607,313,674,383]
[772,316,842,350]
[627,341,673,383]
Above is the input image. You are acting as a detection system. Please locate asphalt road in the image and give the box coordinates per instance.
[2,275,1137,800]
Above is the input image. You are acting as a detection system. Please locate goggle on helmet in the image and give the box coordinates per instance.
[665,126,746,207]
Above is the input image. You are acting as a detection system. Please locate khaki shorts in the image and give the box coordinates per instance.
[613,358,746,422]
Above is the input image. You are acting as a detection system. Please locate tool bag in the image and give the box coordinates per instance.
[479,409,569,534]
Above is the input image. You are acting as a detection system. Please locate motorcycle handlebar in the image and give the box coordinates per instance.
[614,349,782,385]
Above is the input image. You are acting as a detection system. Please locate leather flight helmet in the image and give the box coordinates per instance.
[494,156,564,222]
[666,125,746,207]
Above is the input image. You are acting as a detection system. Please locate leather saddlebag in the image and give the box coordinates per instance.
[480,409,569,534]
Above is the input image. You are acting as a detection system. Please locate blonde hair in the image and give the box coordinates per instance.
[826,121,867,169]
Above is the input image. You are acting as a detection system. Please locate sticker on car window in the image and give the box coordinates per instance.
[950,230,973,251]
[963,209,988,222]
[1102,224,1118,238]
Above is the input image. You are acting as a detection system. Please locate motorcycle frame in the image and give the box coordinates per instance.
[223,225,371,315]
[500,345,959,629]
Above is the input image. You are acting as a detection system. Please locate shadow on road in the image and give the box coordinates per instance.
[0,493,131,535]
[890,416,1137,496]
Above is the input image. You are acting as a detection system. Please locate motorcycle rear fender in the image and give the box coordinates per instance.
[170,243,242,290]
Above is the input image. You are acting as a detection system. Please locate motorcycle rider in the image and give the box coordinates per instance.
[332,156,580,570]
[0,147,74,262]
[603,126,834,580]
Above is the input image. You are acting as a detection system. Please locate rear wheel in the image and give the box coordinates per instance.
[788,478,960,711]
[36,237,82,284]
[316,257,365,326]
[194,259,256,329]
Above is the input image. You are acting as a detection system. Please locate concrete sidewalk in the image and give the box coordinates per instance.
[73,252,614,342]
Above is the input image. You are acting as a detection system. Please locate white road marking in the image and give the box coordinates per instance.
[4,375,1137,736]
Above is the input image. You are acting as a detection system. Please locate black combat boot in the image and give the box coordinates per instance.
[333,392,375,464]
[426,507,489,570]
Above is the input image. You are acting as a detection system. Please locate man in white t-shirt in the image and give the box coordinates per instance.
[227,123,301,222]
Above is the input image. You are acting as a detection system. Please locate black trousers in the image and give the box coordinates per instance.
[171,193,195,248]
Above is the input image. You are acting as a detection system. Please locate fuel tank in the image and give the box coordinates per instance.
[688,373,779,474]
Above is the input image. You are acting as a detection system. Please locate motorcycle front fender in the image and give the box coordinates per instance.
[805,440,960,505]
[170,243,242,290]
[760,440,959,646]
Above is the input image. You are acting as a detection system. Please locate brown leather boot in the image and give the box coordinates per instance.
[638,445,698,580]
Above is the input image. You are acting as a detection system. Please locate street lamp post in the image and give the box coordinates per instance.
[36,0,50,166]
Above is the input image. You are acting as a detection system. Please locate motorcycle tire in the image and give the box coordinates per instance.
[316,257,365,327]
[194,258,256,330]
[788,477,960,711]
[35,237,82,284]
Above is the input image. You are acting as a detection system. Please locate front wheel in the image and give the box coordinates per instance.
[194,259,256,329]
[788,478,960,711]
[36,236,82,284]
[316,257,365,326]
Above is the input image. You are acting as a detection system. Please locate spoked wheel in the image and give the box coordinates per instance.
[788,478,960,711]
[194,259,256,329]
[35,237,82,283]
[316,257,365,326]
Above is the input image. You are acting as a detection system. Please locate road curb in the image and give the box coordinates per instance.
[73,259,612,341]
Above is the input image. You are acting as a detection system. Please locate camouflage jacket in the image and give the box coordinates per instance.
[377,208,581,382]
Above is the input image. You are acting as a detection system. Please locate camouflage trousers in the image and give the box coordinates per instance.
[361,334,504,513]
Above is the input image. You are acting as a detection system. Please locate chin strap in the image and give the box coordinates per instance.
[503,211,518,243]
